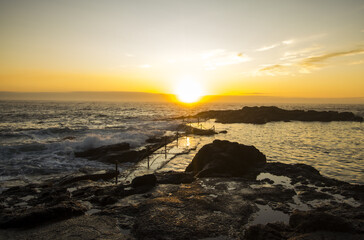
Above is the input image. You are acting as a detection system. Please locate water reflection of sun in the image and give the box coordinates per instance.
[174,78,204,103]
[186,137,190,147]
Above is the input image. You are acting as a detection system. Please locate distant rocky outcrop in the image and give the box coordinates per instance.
[186,140,266,177]
[183,106,363,124]
[178,124,217,136]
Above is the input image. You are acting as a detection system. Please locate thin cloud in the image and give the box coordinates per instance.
[257,64,292,76]
[257,47,364,76]
[259,64,286,72]
[300,48,364,67]
[256,44,278,52]
[256,38,296,52]
[282,39,294,45]
[201,49,251,70]
[280,45,322,61]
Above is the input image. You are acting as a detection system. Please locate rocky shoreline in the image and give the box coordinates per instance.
[0,140,363,239]
[180,106,363,124]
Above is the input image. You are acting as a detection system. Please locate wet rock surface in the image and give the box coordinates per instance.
[0,215,130,240]
[178,124,218,136]
[183,106,363,124]
[0,201,86,228]
[74,142,130,161]
[0,141,363,239]
[74,141,167,164]
[57,170,119,186]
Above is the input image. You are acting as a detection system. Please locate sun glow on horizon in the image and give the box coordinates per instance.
[174,77,204,103]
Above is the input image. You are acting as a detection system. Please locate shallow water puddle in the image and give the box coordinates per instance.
[256,173,292,187]
[250,204,290,225]
[332,194,361,207]
[20,195,34,201]
[289,195,311,211]
[86,209,101,215]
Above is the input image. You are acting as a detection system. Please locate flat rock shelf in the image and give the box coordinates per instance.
[0,140,363,240]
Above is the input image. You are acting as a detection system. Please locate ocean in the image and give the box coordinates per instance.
[0,101,363,185]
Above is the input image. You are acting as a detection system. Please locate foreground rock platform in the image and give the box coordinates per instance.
[1,140,363,239]
[182,106,363,124]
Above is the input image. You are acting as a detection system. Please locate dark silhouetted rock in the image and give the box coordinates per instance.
[156,171,194,184]
[131,174,157,188]
[183,106,363,124]
[178,124,217,136]
[37,187,71,206]
[146,135,178,144]
[75,142,130,159]
[0,201,86,229]
[289,210,355,233]
[94,196,118,206]
[244,222,290,240]
[57,170,119,186]
[219,130,228,134]
[75,141,168,164]
[186,140,266,177]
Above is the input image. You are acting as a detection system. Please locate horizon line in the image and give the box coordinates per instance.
[0,91,363,104]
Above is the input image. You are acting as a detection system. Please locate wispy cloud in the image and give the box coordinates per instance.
[257,47,364,76]
[300,48,364,68]
[256,44,279,52]
[280,45,322,61]
[125,53,134,57]
[256,64,292,76]
[255,39,294,52]
[282,39,294,45]
[201,49,251,70]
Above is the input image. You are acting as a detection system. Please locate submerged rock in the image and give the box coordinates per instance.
[186,140,266,177]
[184,106,363,124]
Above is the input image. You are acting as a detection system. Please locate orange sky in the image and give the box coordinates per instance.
[1,0,363,100]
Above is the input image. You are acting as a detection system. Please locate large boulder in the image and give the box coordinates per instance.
[185,140,266,177]
[131,174,157,188]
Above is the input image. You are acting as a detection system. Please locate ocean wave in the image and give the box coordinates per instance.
[0,118,181,178]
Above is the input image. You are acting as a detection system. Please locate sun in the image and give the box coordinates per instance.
[174,78,204,103]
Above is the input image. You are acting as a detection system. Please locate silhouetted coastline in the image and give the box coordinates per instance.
[180,106,363,124]
[1,140,363,239]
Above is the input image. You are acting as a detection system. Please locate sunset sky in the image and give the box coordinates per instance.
[1,0,363,100]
